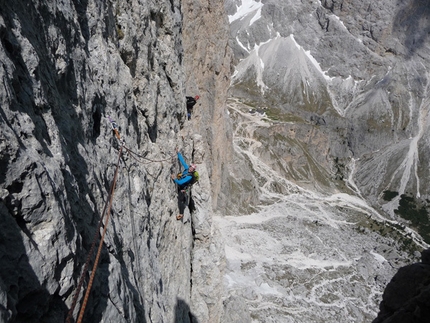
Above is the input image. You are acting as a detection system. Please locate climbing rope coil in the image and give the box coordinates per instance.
[65,118,172,323]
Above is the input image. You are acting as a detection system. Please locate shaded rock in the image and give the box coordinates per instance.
[421,249,430,265]
[373,249,430,323]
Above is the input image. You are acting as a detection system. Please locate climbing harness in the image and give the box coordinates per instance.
[176,170,199,188]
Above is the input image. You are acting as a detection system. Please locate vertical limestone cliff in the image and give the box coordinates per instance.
[181,2,233,322]
[182,0,234,212]
[0,0,232,322]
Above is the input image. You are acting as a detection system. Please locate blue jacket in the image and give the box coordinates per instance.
[173,152,193,187]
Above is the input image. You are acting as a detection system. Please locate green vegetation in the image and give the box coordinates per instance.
[355,217,422,255]
[383,190,399,201]
[230,97,305,123]
[231,73,265,104]
[366,115,391,132]
[115,4,125,40]
[117,26,125,40]
[333,157,345,181]
[394,194,430,244]
[264,107,305,123]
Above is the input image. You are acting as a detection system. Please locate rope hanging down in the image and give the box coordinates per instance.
[123,145,173,164]
[66,145,123,323]
[65,197,110,323]
[66,117,173,322]
[77,145,122,322]
[109,115,173,164]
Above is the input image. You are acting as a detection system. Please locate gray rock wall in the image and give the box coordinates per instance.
[0,0,231,322]
[181,0,233,321]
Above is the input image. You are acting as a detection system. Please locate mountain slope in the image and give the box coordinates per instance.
[221,0,430,322]
[218,99,426,322]
[226,0,430,241]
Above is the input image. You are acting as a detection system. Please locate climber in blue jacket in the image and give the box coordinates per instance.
[171,152,197,188]
[171,151,198,220]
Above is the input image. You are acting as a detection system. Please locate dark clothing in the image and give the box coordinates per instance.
[178,188,189,215]
[177,187,195,216]
[186,96,197,120]
[186,96,197,108]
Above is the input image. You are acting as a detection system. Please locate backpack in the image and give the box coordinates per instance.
[186,96,197,108]
[190,171,199,185]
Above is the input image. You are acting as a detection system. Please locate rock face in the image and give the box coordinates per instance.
[181,1,233,322]
[0,0,231,322]
[373,249,430,323]
[182,0,234,212]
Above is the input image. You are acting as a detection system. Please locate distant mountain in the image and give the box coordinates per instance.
[221,1,430,322]
[225,0,430,242]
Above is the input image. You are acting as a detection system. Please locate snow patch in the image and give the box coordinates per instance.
[370,251,387,264]
[229,0,264,25]
[290,34,334,82]
[236,36,250,53]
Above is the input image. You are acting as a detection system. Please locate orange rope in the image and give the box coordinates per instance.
[65,198,110,323]
[76,145,123,323]
[65,145,123,323]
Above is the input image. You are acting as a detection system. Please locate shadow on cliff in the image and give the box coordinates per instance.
[174,298,199,323]
[0,0,145,321]
[373,249,430,323]
[0,2,78,320]
[0,203,67,322]
[393,0,430,58]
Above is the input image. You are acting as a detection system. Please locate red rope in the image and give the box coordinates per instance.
[76,145,123,322]
[66,145,123,323]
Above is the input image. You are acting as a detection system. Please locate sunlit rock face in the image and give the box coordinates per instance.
[0,1,231,322]
[182,0,234,213]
